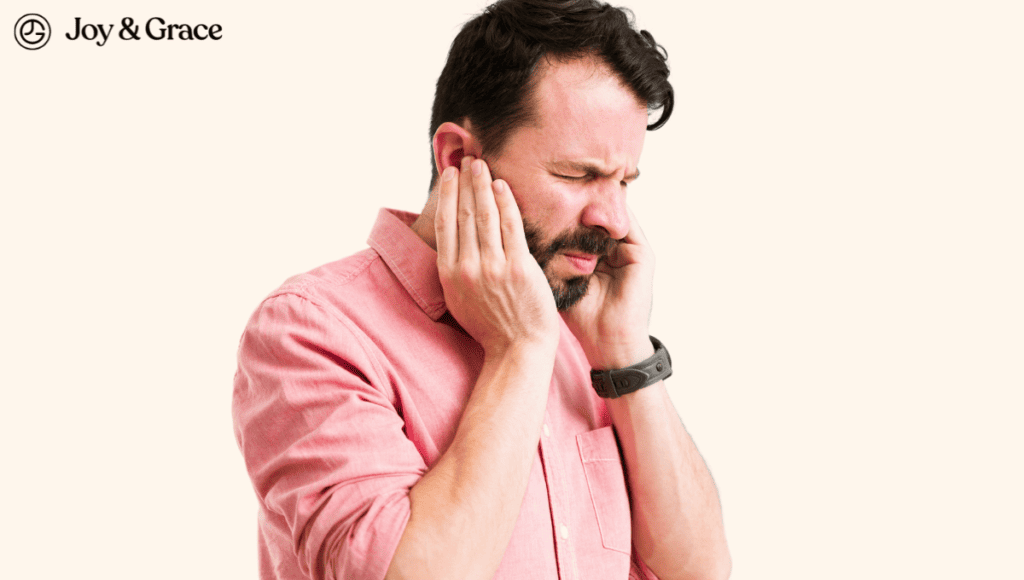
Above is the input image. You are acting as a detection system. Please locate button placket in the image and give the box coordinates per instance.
[538,411,578,579]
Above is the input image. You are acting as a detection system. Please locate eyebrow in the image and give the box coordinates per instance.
[552,161,640,182]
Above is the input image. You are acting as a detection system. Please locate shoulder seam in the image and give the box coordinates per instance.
[260,291,389,394]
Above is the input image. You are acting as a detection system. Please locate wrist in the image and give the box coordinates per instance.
[590,336,672,399]
[484,336,558,366]
[476,340,557,401]
[586,336,654,371]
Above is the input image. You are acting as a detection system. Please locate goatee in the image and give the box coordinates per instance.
[521,220,615,311]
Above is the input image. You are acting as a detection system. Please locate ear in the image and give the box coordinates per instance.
[432,121,483,177]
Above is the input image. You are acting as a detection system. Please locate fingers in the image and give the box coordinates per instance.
[457,157,480,262]
[437,156,523,267]
[621,206,650,247]
[604,206,654,269]
[491,179,529,259]
[471,159,503,258]
[435,165,459,266]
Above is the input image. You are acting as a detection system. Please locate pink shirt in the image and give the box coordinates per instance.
[234,209,658,580]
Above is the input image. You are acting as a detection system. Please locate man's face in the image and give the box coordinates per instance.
[486,56,649,310]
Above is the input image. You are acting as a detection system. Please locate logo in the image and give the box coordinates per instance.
[14,13,50,50]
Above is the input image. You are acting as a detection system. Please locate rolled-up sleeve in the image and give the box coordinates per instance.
[233,292,426,580]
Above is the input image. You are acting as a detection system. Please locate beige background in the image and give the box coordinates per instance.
[3,0,1021,578]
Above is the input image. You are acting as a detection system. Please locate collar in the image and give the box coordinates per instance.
[367,208,448,320]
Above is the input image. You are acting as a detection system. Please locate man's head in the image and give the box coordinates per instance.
[430,0,672,189]
[428,0,673,309]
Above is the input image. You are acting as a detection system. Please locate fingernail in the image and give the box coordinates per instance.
[472,159,482,176]
[461,156,472,171]
[492,180,504,193]
[442,166,456,182]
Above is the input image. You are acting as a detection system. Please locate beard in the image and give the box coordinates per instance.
[521,219,616,311]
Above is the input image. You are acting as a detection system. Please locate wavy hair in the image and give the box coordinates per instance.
[429,0,673,188]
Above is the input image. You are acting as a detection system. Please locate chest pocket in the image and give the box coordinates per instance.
[577,426,632,554]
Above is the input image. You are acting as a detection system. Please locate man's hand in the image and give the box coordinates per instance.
[388,156,561,580]
[563,207,655,369]
[435,157,561,357]
[561,209,732,579]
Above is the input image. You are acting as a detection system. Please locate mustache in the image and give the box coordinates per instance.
[546,228,615,256]
[523,220,617,269]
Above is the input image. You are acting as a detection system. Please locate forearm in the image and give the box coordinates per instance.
[384,342,556,580]
[607,382,731,580]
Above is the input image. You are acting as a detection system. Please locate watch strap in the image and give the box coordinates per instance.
[590,336,672,399]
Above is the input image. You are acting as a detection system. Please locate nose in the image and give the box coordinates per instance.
[580,178,630,240]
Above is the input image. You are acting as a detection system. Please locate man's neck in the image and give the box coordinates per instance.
[410,188,439,251]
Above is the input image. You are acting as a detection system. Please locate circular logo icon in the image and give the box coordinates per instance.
[15,14,51,50]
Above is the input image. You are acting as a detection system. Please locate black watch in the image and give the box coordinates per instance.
[590,336,672,399]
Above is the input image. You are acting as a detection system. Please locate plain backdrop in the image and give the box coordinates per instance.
[3,1,1021,578]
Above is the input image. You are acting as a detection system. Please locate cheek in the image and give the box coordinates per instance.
[516,182,578,232]
[490,161,580,236]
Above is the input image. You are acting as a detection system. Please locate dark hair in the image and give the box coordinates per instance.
[428,0,673,188]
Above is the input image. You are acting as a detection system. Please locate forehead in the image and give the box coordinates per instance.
[525,56,649,166]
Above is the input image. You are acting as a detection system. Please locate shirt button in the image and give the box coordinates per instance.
[543,423,551,437]
[559,524,569,539]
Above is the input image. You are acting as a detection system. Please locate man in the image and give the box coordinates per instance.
[233,1,730,579]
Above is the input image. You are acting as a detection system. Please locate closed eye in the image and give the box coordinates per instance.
[554,169,639,186]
